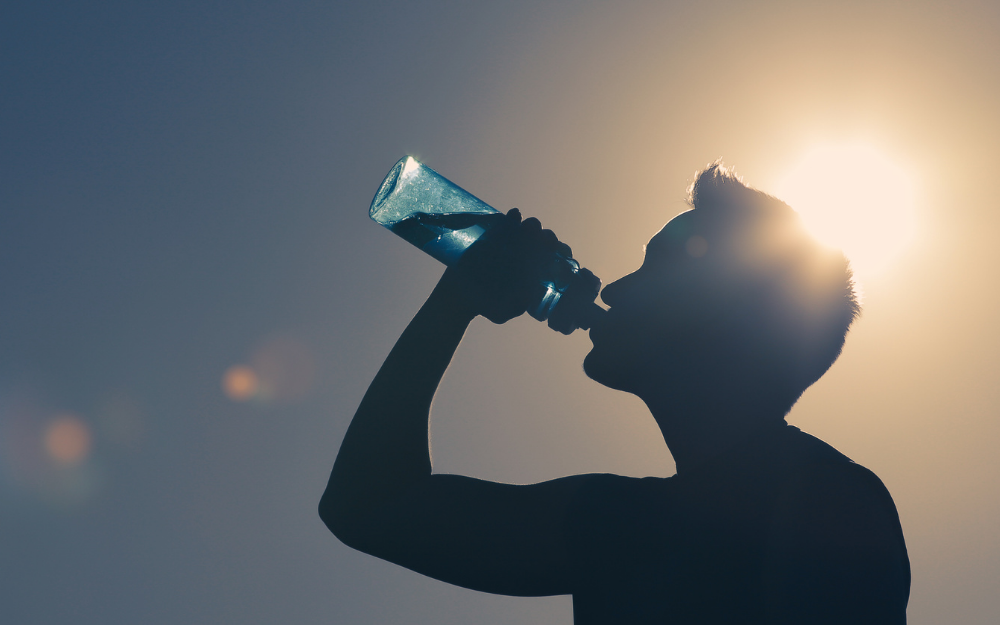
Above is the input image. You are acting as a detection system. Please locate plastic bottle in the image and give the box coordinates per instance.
[370,155,603,334]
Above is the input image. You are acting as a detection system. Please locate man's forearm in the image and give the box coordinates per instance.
[320,276,475,543]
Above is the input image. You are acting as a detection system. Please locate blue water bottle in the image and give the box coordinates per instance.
[370,156,603,334]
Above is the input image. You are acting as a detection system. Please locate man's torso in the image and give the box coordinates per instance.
[565,424,910,624]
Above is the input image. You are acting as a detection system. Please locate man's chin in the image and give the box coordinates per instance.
[583,350,628,392]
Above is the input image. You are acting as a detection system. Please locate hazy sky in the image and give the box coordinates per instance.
[2,1,998,623]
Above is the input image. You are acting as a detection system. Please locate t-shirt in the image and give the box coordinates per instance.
[564,423,910,624]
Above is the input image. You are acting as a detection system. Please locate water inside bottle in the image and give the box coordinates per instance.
[390,212,506,265]
[370,155,604,333]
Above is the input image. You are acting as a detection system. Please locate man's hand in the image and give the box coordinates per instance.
[436,208,571,324]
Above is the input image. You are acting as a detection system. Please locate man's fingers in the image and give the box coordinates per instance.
[442,207,580,326]
[521,217,542,233]
[540,228,557,245]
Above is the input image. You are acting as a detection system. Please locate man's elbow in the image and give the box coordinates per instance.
[318,488,366,550]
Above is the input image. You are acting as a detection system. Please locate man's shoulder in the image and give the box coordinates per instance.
[769,424,852,464]
[769,429,908,574]
[773,427,892,500]
[763,432,911,621]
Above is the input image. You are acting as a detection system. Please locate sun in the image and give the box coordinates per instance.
[775,144,917,279]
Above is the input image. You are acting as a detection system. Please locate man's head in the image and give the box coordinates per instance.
[584,162,860,417]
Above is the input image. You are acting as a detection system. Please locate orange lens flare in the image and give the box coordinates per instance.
[223,365,259,401]
[44,415,92,466]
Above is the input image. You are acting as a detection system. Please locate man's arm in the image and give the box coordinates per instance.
[319,211,594,596]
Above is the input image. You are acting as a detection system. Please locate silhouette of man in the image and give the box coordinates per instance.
[320,163,910,624]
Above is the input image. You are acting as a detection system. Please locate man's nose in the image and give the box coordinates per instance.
[599,272,637,308]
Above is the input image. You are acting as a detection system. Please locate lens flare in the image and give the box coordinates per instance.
[775,144,917,278]
[44,414,92,466]
[251,335,317,402]
[686,235,708,258]
[223,365,259,401]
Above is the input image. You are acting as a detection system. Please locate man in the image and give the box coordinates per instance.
[320,163,910,623]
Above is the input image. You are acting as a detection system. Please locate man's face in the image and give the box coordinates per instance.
[583,210,724,394]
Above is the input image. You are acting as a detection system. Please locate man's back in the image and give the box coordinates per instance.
[565,424,910,624]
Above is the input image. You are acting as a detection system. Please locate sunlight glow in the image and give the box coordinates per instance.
[775,144,917,277]
[221,336,317,404]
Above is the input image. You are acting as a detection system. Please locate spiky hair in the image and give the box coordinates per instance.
[687,161,861,407]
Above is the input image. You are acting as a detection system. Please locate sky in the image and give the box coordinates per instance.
[2,1,999,623]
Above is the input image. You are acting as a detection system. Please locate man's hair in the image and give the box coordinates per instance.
[687,162,861,411]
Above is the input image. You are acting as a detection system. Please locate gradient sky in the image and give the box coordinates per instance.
[2,1,998,623]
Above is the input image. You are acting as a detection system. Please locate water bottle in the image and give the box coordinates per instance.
[370,156,603,334]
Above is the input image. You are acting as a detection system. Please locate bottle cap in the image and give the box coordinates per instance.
[547,268,603,335]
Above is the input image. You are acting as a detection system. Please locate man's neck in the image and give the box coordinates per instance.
[641,393,786,474]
